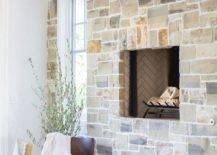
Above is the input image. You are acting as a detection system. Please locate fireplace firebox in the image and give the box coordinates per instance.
[123,46,180,119]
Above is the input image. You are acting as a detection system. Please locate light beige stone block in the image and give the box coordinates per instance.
[148,5,168,29]
[148,30,158,47]
[180,104,196,122]
[200,12,217,27]
[190,59,217,74]
[169,20,181,45]
[196,43,217,58]
[180,75,200,88]
[197,106,217,124]
[110,0,120,14]
[183,28,213,44]
[200,0,217,12]
[98,62,113,74]
[180,61,190,74]
[120,0,138,18]
[94,0,109,8]
[180,46,196,60]
[92,18,106,31]
[183,11,199,29]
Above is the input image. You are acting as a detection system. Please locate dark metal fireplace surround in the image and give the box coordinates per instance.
[129,46,180,119]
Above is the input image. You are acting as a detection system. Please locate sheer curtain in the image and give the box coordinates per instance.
[0,0,9,154]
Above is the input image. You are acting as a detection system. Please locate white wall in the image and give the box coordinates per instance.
[0,0,9,154]
[6,0,47,154]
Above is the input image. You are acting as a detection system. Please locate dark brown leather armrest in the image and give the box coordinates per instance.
[71,137,95,155]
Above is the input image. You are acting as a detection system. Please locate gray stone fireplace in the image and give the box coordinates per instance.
[86,0,217,154]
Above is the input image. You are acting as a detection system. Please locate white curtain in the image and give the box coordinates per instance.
[0,0,9,154]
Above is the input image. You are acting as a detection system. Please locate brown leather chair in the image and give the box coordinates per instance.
[71,137,95,155]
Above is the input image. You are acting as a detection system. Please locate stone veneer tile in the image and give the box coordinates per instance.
[183,28,213,44]
[149,120,169,140]
[87,124,103,137]
[159,29,168,47]
[133,119,148,134]
[110,0,120,14]
[180,46,196,60]
[190,59,217,74]
[207,94,217,105]
[170,122,189,135]
[99,8,109,17]
[98,62,113,75]
[87,10,98,18]
[200,0,217,12]
[120,0,138,18]
[129,135,147,145]
[92,18,106,31]
[138,0,152,6]
[115,134,128,150]
[206,82,217,94]
[183,11,199,29]
[87,0,93,10]
[169,2,198,14]
[148,30,158,47]
[180,61,190,74]
[180,75,200,88]
[155,142,173,155]
[169,20,181,45]
[196,43,217,58]
[96,138,113,155]
[196,106,217,124]
[174,143,187,155]
[180,104,196,122]
[200,12,217,27]
[94,0,109,8]
[148,5,168,29]
[121,122,132,132]
[96,76,108,88]
[110,15,120,28]
[188,137,211,155]
[190,124,217,136]
[88,40,101,53]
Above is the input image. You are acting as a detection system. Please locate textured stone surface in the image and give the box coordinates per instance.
[156,142,173,155]
[183,28,213,44]
[188,137,211,155]
[148,6,168,28]
[110,16,120,28]
[180,104,196,122]
[180,75,200,88]
[149,121,169,140]
[129,135,147,145]
[201,0,217,12]
[191,59,217,74]
[206,82,217,94]
[159,29,168,46]
[76,0,217,154]
[120,0,138,18]
[183,11,199,29]
[88,40,101,53]
[110,0,120,14]
[94,0,109,8]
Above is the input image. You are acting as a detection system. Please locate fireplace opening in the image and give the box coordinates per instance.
[123,46,180,119]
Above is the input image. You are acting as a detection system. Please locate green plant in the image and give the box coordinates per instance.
[27,44,84,147]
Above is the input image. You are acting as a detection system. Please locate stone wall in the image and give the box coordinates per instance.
[47,0,57,101]
[87,0,217,154]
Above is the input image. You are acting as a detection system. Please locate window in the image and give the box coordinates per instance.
[72,0,87,86]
